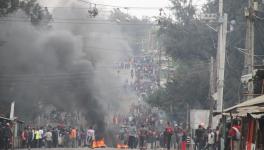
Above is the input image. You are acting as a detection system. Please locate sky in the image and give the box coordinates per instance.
[39,0,207,18]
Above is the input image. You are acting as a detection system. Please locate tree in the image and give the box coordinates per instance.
[0,0,19,16]
[146,0,249,122]
[0,0,52,26]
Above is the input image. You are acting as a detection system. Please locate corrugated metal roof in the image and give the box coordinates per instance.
[0,116,24,123]
[249,113,264,119]
[224,95,264,113]
[0,116,11,121]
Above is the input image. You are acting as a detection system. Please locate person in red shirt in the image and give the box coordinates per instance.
[164,122,173,150]
[228,120,241,150]
[21,127,28,148]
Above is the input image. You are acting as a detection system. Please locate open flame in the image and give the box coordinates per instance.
[92,138,107,148]
[116,144,128,149]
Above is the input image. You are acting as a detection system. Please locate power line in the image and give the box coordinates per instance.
[1,16,155,24]
[77,0,205,9]
[235,47,264,57]
[0,16,155,27]
[9,0,205,10]
[0,18,156,26]
[78,0,172,10]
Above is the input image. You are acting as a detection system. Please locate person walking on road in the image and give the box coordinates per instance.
[3,123,12,150]
[86,126,95,147]
[21,127,28,148]
[228,120,241,150]
[128,125,137,149]
[45,129,53,148]
[139,124,147,150]
[52,127,59,148]
[181,130,187,150]
[27,127,34,149]
[206,128,215,150]
[164,122,173,150]
[70,127,77,148]
[195,123,206,150]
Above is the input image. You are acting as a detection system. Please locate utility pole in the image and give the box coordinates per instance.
[186,103,190,131]
[209,57,215,128]
[244,0,256,100]
[216,0,228,113]
[157,46,161,87]
[215,2,228,150]
[200,0,227,128]
[157,9,163,87]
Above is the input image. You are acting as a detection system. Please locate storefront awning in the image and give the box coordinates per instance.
[224,95,264,114]
[248,113,264,119]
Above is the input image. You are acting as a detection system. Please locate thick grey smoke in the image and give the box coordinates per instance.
[0,1,136,137]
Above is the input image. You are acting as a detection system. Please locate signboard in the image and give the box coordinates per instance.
[190,109,210,129]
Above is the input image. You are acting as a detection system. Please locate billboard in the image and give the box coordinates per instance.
[190,109,210,129]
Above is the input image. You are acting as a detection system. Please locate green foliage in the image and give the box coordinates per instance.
[148,0,215,121]
[0,0,19,15]
[221,0,247,107]
[146,0,249,121]
[146,61,210,121]
[0,0,52,26]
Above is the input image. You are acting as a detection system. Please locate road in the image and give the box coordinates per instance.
[18,148,122,150]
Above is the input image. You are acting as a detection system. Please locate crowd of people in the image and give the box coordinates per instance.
[194,123,219,150]
[0,122,96,150]
[0,55,242,150]
[113,102,191,150]
[116,120,190,150]
[19,125,95,149]
[114,56,158,95]
[194,120,241,150]
[114,103,242,150]
[112,55,242,150]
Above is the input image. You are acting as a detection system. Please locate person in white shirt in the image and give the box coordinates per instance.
[86,126,95,147]
[207,129,215,150]
[45,130,53,148]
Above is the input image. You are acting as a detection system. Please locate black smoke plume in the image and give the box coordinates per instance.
[0,1,135,138]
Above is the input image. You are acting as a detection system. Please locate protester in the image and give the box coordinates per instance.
[214,126,220,150]
[35,128,41,148]
[78,128,86,147]
[228,120,241,150]
[148,128,155,149]
[206,128,215,150]
[45,129,53,148]
[21,127,28,148]
[195,123,206,150]
[181,130,187,150]
[39,127,44,148]
[52,127,59,148]
[2,123,12,150]
[164,122,173,150]
[0,123,4,150]
[128,125,137,149]
[70,127,77,148]
[139,124,147,150]
[27,127,34,149]
[86,126,95,147]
